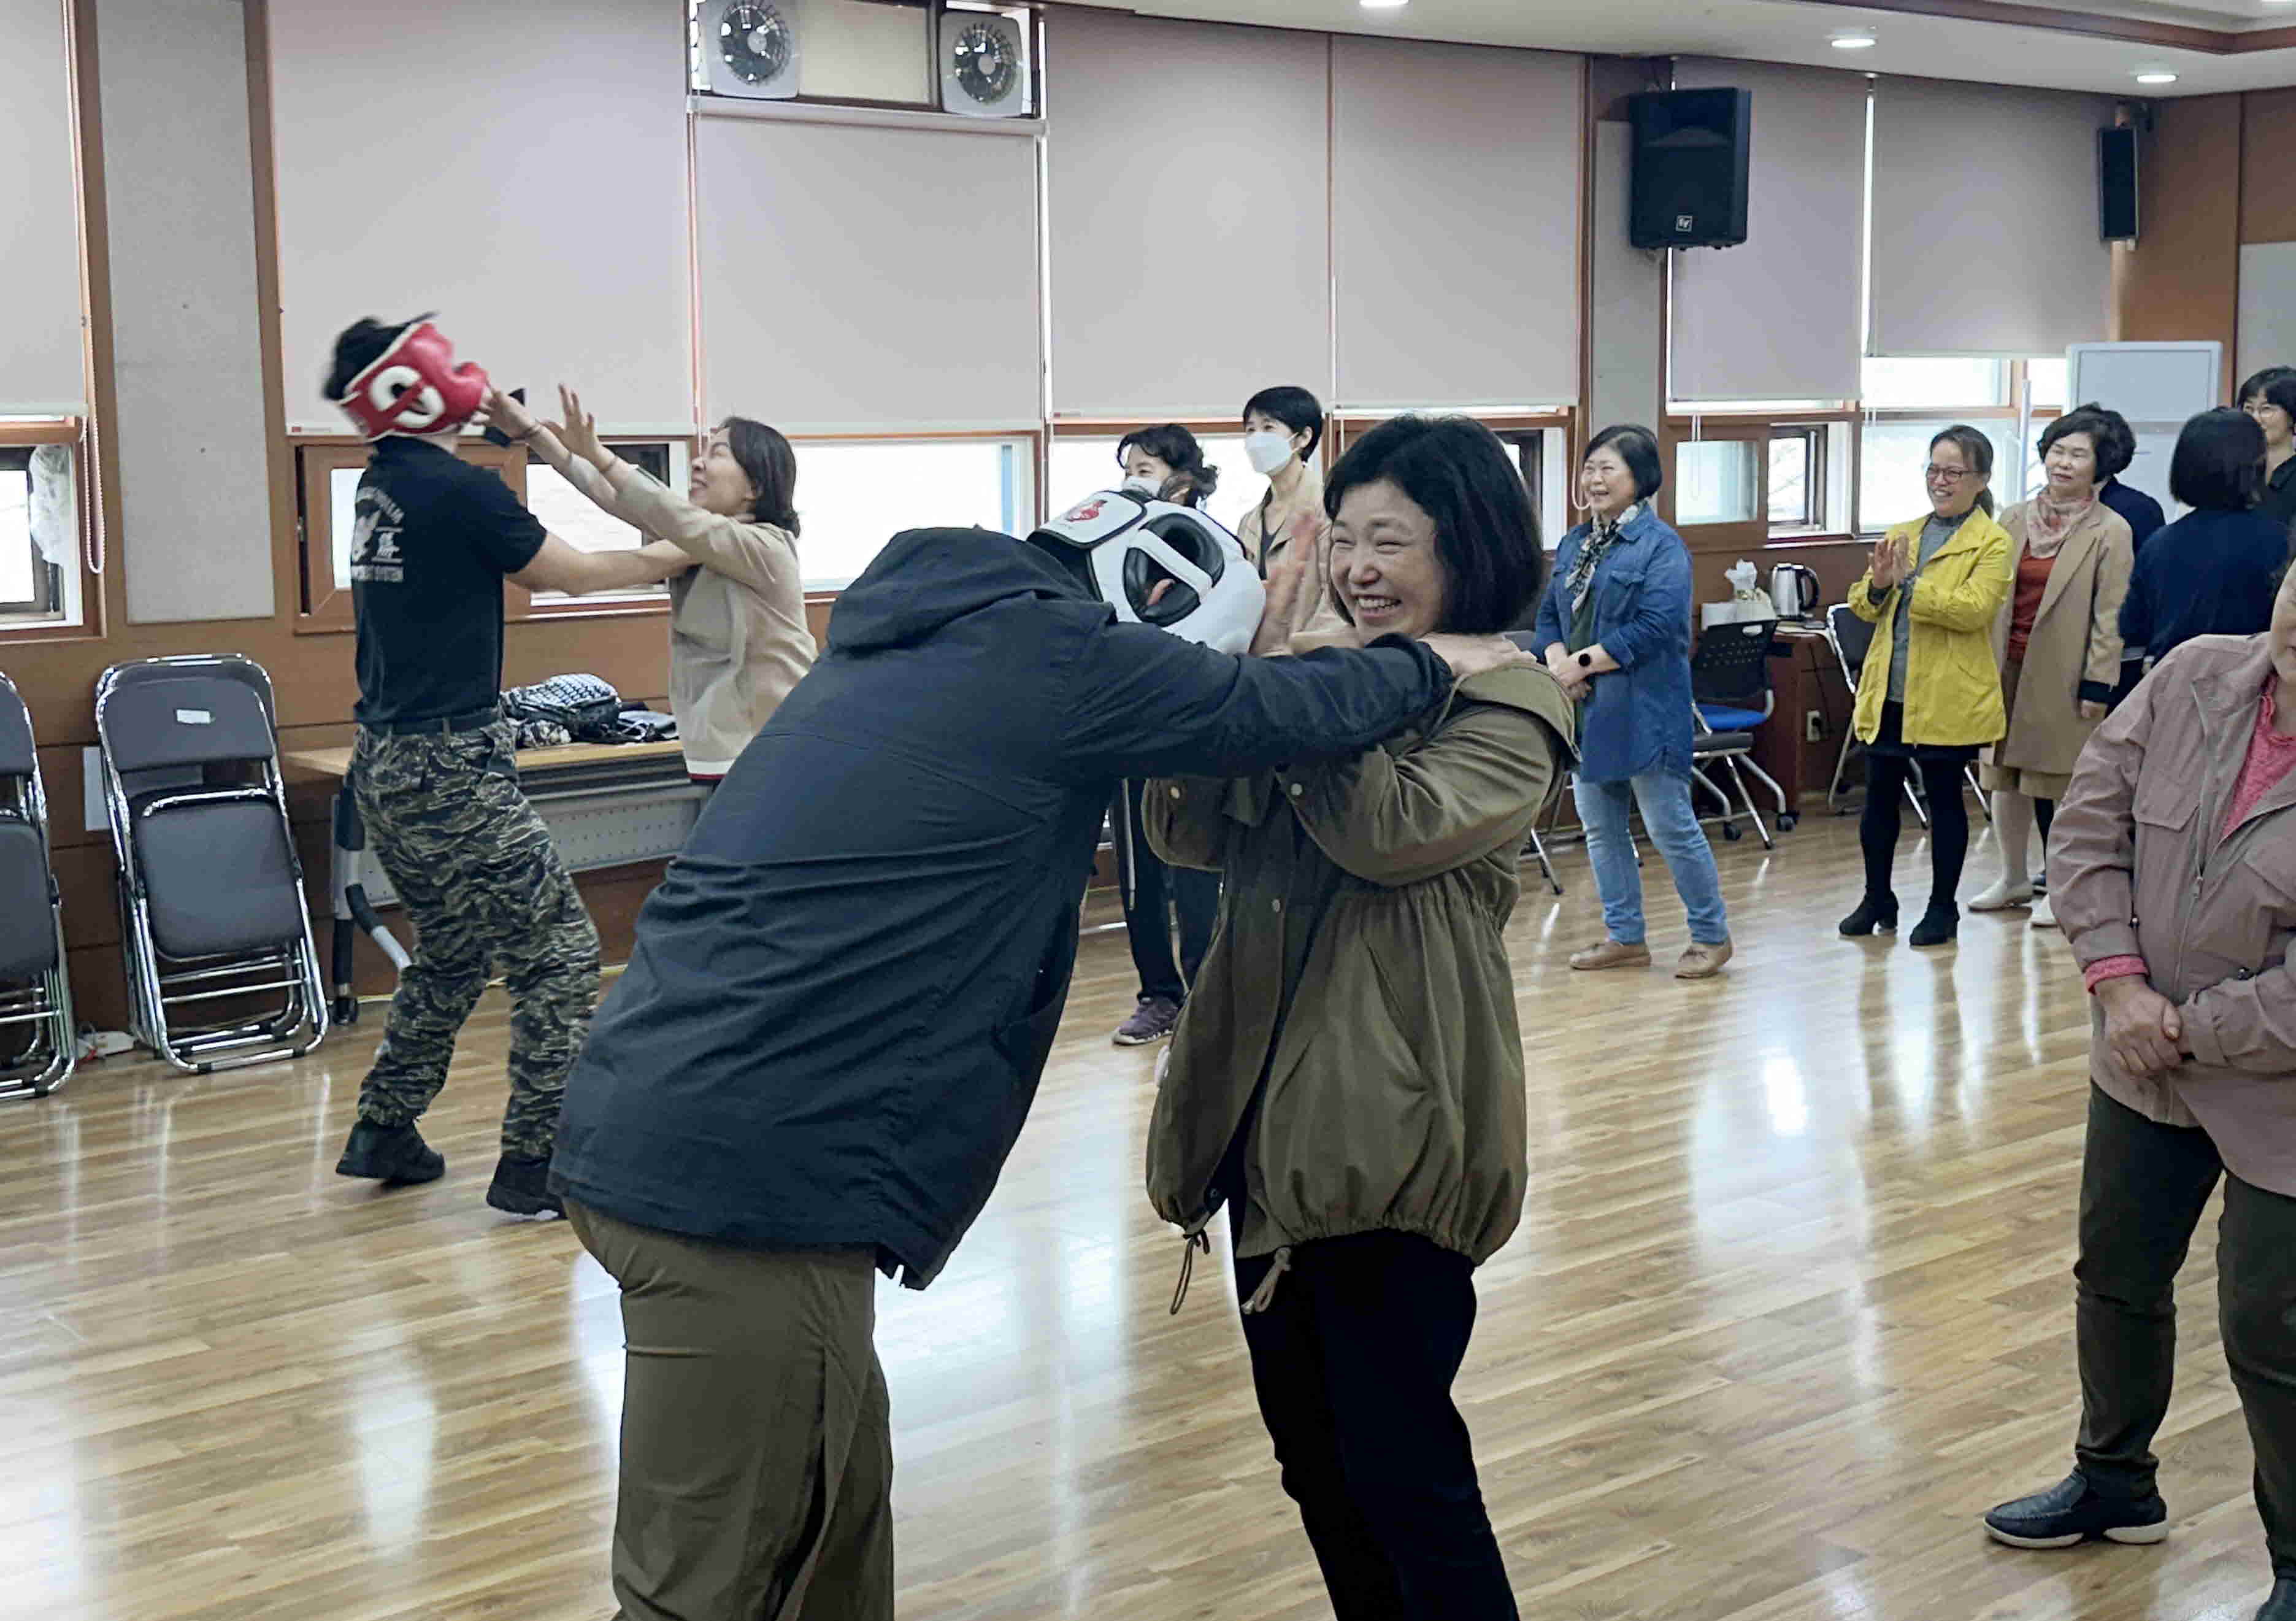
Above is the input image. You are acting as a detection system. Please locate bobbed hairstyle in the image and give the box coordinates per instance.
[1584,423,1664,503]
[2038,405,2128,481]
[1323,414,1548,636]
[2168,407,2267,512]
[1241,385,1325,461]
[720,416,801,536]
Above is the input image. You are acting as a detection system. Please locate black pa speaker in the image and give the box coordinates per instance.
[2099,126,2139,243]
[1627,88,1751,250]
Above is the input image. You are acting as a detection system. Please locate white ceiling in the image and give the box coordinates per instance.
[1063,0,2296,96]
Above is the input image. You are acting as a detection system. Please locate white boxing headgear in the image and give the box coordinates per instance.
[1030,491,1265,655]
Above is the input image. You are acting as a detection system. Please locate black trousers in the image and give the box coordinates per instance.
[1860,757,1970,911]
[2073,1086,2296,1579]
[1112,779,1219,1003]
[1232,1229,1518,1621]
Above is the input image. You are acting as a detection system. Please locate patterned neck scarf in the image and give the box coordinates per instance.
[1568,504,1638,613]
[2024,488,2096,560]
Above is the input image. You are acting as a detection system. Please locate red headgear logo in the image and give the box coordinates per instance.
[335,321,491,440]
[1065,498,1108,523]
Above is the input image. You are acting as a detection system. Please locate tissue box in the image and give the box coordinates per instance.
[1702,593,1776,630]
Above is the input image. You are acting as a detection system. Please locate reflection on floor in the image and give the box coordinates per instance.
[0,813,2268,1620]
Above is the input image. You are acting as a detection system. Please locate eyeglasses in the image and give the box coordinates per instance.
[1924,467,1974,483]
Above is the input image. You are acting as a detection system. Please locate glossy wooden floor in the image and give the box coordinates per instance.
[1,813,2273,1621]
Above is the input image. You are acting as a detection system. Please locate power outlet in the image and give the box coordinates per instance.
[1805,710,1824,744]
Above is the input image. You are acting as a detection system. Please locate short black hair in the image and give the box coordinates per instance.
[1116,423,1218,506]
[2239,366,2296,415]
[2169,407,2265,512]
[2038,406,2122,478]
[1241,385,1324,460]
[1323,414,1547,636]
[324,314,423,401]
[1584,423,1664,502]
[2054,401,2135,480]
[720,416,800,536]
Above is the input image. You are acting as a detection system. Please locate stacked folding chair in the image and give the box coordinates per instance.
[0,672,74,1099]
[94,655,328,1073]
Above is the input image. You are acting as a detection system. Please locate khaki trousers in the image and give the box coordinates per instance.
[569,1202,894,1620]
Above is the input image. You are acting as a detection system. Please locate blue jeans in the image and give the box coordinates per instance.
[1573,772,1730,947]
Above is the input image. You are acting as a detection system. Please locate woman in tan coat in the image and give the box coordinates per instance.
[1235,383,1350,650]
[1972,406,2135,928]
[1145,416,1571,1619]
[494,387,816,785]
[1981,571,2296,1621]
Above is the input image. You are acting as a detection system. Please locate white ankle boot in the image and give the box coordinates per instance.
[1969,875,2035,912]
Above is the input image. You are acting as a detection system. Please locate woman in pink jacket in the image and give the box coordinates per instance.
[1982,568,2296,1621]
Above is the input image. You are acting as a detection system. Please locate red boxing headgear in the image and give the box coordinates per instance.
[334,321,490,440]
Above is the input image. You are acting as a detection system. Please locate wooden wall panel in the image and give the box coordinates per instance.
[2117,94,2242,363]
[2242,88,2296,245]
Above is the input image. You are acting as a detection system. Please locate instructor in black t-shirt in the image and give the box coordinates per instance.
[325,314,687,1217]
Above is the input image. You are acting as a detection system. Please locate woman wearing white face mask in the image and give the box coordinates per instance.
[1236,386,1350,652]
[1117,423,1218,509]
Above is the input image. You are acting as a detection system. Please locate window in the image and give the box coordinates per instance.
[1859,357,2008,410]
[2027,358,2068,410]
[1674,440,1762,528]
[1857,420,2022,533]
[1767,429,1825,531]
[524,442,681,606]
[0,442,79,628]
[1048,433,1257,537]
[296,442,526,628]
[793,437,1034,591]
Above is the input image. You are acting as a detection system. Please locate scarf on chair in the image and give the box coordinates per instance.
[1568,504,1639,614]
[2022,488,2096,560]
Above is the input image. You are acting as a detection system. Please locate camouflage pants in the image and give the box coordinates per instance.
[350,720,599,1157]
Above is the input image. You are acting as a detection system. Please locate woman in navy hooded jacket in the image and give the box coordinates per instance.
[1534,424,1734,979]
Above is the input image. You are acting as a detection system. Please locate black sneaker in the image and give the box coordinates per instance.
[1910,901,1959,949]
[335,1120,445,1185]
[1113,996,1182,1047]
[485,1153,563,1218]
[1983,1473,2169,1550]
[1838,894,1899,936]
[2257,1579,2296,1621]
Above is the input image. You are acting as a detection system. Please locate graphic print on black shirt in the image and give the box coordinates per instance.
[351,439,548,729]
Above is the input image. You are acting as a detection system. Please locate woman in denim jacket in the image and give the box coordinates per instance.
[1533,424,1733,979]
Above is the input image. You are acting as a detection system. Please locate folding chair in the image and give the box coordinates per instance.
[94,656,328,1074]
[1688,618,1785,847]
[0,672,74,1099]
[1822,603,1990,825]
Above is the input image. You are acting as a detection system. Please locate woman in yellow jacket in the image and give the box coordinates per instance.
[1839,425,2013,947]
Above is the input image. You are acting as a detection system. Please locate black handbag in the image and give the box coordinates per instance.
[502,674,623,739]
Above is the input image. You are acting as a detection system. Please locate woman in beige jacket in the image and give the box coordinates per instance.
[1980,574,2296,1621]
[1235,384,1350,650]
[1973,407,2135,927]
[501,387,816,784]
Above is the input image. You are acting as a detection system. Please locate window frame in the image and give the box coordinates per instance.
[519,439,688,618]
[0,447,60,619]
[0,418,99,642]
[1327,409,1572,544]
[794,426,1045,596]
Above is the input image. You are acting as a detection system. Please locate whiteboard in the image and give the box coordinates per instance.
[2239,242,2296,387]
[2067,340,2224,520]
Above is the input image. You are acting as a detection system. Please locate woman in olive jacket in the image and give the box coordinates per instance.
[1145,417,1572,1620]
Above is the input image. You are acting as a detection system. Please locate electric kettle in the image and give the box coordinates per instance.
[1768,564,1821,621]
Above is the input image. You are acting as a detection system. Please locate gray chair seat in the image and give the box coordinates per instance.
[0,818,58,981]
[132,796,306,960]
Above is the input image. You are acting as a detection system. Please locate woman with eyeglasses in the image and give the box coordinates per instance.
[1970,406,2136,930]
[1838,426,2013,947]
[2241,366,2296,536]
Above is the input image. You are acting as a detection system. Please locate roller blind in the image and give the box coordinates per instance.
[1670,59,1865,404]
[1869,77,2116,359]
[269,0,694,434]
[692,109,1042,433]
[1045,10,1329,418]
[1330,37,1579,410]
[0,0,85,415]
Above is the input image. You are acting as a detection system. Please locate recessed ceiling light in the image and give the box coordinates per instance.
[2134,69,2179,83]
[1360,0,1408,9]
[1830,31,1878,50]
